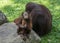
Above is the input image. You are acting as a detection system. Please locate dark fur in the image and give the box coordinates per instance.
[25,2,52,36]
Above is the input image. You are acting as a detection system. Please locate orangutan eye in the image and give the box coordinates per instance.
[24,13,28,16]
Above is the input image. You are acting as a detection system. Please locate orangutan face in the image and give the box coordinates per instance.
[23,12,29,19]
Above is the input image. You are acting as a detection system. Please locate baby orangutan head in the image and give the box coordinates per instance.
[22,12,29,19]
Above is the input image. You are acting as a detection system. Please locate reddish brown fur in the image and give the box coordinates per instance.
[14,12,32,37]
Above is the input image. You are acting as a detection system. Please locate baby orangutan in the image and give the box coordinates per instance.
[14,12,32,41]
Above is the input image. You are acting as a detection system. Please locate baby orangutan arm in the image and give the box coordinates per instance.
[14,16,23,25]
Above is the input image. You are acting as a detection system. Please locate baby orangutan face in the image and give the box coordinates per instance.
[22,12,29,19]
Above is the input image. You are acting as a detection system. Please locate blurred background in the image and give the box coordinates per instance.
[0,0,60,43]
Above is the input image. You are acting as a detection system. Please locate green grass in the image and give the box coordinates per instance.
[0,0,60,43]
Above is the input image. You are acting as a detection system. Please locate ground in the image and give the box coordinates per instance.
[0,0,60,43]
